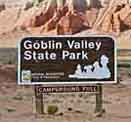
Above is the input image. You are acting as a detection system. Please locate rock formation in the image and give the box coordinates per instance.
[17,0,99,34]
[100,3,131,34]
[57,10,86,34]
[0,3,5,12]
[94,0,131,34]
[14,0,131,35]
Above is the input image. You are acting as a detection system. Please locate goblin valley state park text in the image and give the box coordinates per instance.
[23,39,102,61]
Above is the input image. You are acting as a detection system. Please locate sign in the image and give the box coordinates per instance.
[36,86,97,93]
[18,36,117,84]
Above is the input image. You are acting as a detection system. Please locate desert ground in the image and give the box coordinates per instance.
[0,64,131,122]
[0,0,131,122]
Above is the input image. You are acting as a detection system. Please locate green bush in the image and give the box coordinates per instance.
[47,105,58,115]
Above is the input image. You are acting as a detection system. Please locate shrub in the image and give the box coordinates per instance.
[47,105,58,115]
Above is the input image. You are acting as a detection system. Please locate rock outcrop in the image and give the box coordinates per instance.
[0,3,5,12]
[57,11,87,34]
[14,0,131,35]
[17,0,95,34]
[98,3,131,34]
[41,6,68,32]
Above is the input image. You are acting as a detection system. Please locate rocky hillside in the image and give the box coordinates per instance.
[0,0,131,48]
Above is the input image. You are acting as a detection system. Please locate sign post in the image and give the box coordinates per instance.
[34,85,44,114]
[17,36,116,115]
[95,84,103,113]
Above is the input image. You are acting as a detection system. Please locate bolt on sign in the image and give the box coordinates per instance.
[17,36,117,85]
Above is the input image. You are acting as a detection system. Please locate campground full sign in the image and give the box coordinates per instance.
[18,36,116,84]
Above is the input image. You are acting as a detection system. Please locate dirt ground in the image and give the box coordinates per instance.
[0,65,131,122]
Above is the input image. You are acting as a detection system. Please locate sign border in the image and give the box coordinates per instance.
[17,35,117,85]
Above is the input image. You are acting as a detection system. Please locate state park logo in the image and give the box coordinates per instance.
[69,55,111,79]
[17,36,117,85]
[21,70,32,83]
